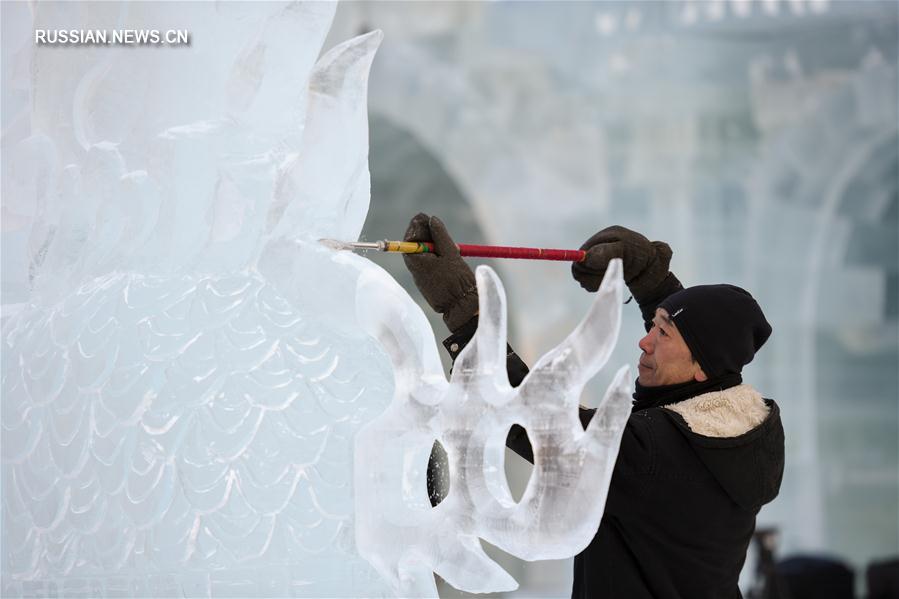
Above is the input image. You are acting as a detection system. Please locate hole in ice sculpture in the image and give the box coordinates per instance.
[483,423,532,508]
[427,440,450,507]
[505,425,533,505]
[404,438,445,512]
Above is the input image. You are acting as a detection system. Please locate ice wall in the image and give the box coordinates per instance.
[1,2,396,596]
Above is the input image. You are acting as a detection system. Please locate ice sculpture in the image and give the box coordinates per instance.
[2,3,393,597]
[355,261,632,596]
[2,2,631,597]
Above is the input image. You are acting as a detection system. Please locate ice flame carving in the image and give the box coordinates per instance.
[355,259,632,596]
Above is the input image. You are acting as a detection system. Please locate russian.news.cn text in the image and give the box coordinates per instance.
[35,29,190,46]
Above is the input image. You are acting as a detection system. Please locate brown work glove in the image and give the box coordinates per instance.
[571,225,673,303]
[403,213,479,332]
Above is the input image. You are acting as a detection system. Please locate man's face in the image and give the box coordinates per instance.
[637,308,707,386]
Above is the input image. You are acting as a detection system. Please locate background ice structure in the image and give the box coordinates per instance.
[332,5,897,593]
[1,2,632,597]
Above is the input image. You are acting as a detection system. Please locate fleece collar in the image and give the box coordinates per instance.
[664,384,769,438]
[631,373,743,412]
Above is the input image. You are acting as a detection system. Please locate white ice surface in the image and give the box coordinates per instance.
[2,3,393,597]
[2,2,631,597]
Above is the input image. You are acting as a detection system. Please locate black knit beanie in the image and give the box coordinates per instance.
[658,284,772,378]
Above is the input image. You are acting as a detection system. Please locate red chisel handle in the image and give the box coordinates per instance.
[456,243,586,262]
[385,240,586,262]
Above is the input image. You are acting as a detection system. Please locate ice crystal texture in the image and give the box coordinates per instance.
[2,3,393,596]
[2,2,630,597]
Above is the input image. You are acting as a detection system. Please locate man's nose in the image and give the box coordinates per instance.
[638,331,654,354]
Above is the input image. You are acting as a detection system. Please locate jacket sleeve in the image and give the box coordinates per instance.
[442,316,529,385]
[582,410,656,516]
[436,317,655,512]
[635,272,684,331]
[441,318,620,465]
[442,316,534,462]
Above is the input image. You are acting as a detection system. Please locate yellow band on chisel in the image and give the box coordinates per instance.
[385,241,431,254]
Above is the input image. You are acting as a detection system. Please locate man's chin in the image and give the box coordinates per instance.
[637,373,655,387]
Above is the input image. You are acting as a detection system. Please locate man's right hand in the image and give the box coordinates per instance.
[402,213,479,333]
[571,225,673,302]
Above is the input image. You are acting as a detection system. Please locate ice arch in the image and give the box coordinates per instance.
[363,113,496,358]
[745,57,898,563]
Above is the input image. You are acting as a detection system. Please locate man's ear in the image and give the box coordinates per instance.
[694,366,708,382]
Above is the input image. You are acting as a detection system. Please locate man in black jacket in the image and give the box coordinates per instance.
[402,213,785,599]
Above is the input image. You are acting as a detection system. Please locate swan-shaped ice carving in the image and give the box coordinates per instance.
[355,260,632,597]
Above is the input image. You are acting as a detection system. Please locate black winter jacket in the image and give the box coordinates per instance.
[436,303,785,598]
